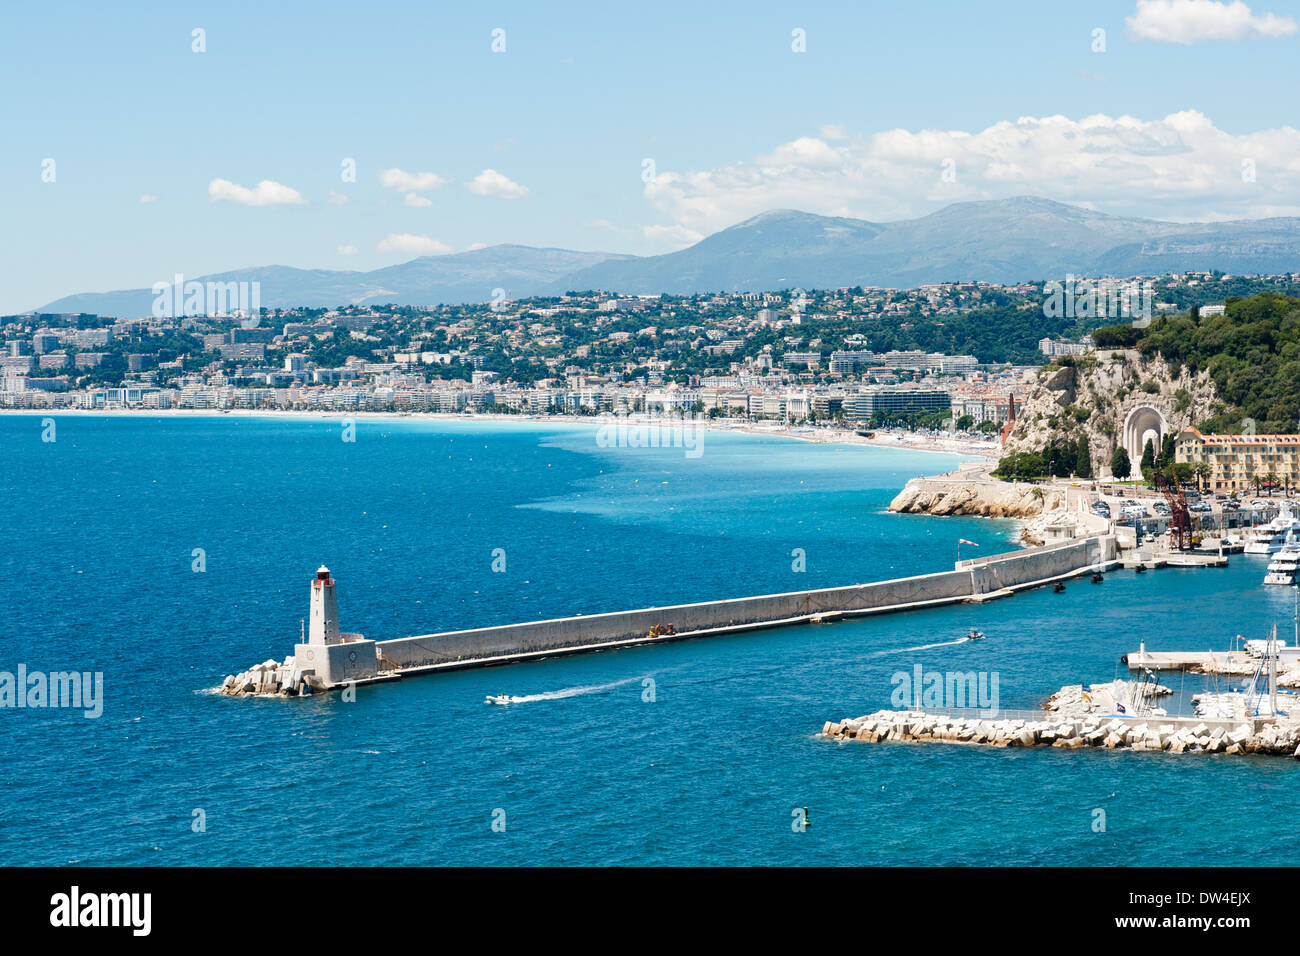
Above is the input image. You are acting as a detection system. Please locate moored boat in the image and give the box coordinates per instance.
[1244,503,1300,554]
[1264,545,1300,586]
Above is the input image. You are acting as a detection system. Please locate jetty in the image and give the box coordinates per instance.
[219,535,1123,697]
[820,707,1300,758]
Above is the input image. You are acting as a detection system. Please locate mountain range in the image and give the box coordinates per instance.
[34,197,1300,316]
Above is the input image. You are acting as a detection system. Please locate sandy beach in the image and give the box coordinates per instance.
[0,406,999,460]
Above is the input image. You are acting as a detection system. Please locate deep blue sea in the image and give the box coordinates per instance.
[2,414,1297,866]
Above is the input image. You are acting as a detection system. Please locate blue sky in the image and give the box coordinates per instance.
[3,0,1299,312]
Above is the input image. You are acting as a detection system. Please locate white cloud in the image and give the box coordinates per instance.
[379,168,448,192]
[139,194,158,203]
[466,242,487,251]
[757,136,847,170]
[208,178,306,206]
[466,168,530,199]
[642,112,1300,232]
[404,192,433,208]
[642,223,704,247]
[1126,0,1296,43]
[376,233,453,255]
[327,191,349,205]
[336,243,359,256]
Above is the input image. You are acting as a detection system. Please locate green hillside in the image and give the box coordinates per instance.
[1092,292,1300,434]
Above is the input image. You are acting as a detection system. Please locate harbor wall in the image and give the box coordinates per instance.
[963,534,1115,592]
[375,535,1118,671]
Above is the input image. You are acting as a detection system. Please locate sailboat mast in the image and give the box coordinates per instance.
[1269,624,1278,717]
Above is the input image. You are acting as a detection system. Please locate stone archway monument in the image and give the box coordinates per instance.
[1122,403,1168,467]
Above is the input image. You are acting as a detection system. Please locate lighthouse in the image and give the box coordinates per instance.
[292,565,378,688]
[308,566,341,645]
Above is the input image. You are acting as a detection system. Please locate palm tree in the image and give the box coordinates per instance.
[1191,461,1211,493]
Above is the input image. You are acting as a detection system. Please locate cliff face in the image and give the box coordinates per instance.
[1002,349,1219,477]
[889,475,1064,518]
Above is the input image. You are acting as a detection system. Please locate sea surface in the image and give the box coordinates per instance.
[1,414,1296,866]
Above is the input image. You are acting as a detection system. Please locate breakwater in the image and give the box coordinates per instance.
[821,708,1300,757]
[218,534,1119,696]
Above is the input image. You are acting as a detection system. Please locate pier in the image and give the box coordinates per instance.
[221,535,1126,696]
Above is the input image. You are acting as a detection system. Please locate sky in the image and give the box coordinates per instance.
[3,0,1299,312]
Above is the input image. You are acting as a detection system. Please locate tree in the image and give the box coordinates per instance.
[1111,446,1131,479]
[1076,434,1092,478]
[1157,433,1177,469]
[1191,460,1212,492]
[996,452,1046,480]
[1140,438,1156,480]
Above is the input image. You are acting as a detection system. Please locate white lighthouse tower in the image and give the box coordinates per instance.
[308,565,341,645]
[292,565,378,688]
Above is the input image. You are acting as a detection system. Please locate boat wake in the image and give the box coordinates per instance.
[865,636,972,658]
[493,675,645,705]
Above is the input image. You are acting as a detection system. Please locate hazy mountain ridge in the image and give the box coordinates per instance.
[34,198,1300,315]
[36,246,635,316]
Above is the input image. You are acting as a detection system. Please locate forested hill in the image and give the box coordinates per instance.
[1092,292,1300,434]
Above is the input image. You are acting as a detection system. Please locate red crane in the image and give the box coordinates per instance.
[1152,470,1193,551]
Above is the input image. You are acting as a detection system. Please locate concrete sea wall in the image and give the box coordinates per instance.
[375,534,1117,672]
[218,534,1119,695]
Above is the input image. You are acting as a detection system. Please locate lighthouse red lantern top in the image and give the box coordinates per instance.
[314,566,333,588]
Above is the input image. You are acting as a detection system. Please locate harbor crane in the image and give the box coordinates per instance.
[1152,470,1194,551]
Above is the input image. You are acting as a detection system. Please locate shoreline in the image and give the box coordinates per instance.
[0,407,999,460]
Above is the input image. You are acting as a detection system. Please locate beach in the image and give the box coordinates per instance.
[0,406,1000,460]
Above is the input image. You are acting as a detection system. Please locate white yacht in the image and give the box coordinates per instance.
[1244,503,1300,554]
[1264,544,1300,586]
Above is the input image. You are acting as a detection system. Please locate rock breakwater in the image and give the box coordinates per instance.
[821,708,1300,757]
[218,657,319,697]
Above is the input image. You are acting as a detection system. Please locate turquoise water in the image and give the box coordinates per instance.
[1,415,1296,866]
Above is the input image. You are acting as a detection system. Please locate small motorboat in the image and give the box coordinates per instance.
[485,694,512,706]
[1053,582,1066,593]
[966,628,985,641]
[1091,571,1104,583]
